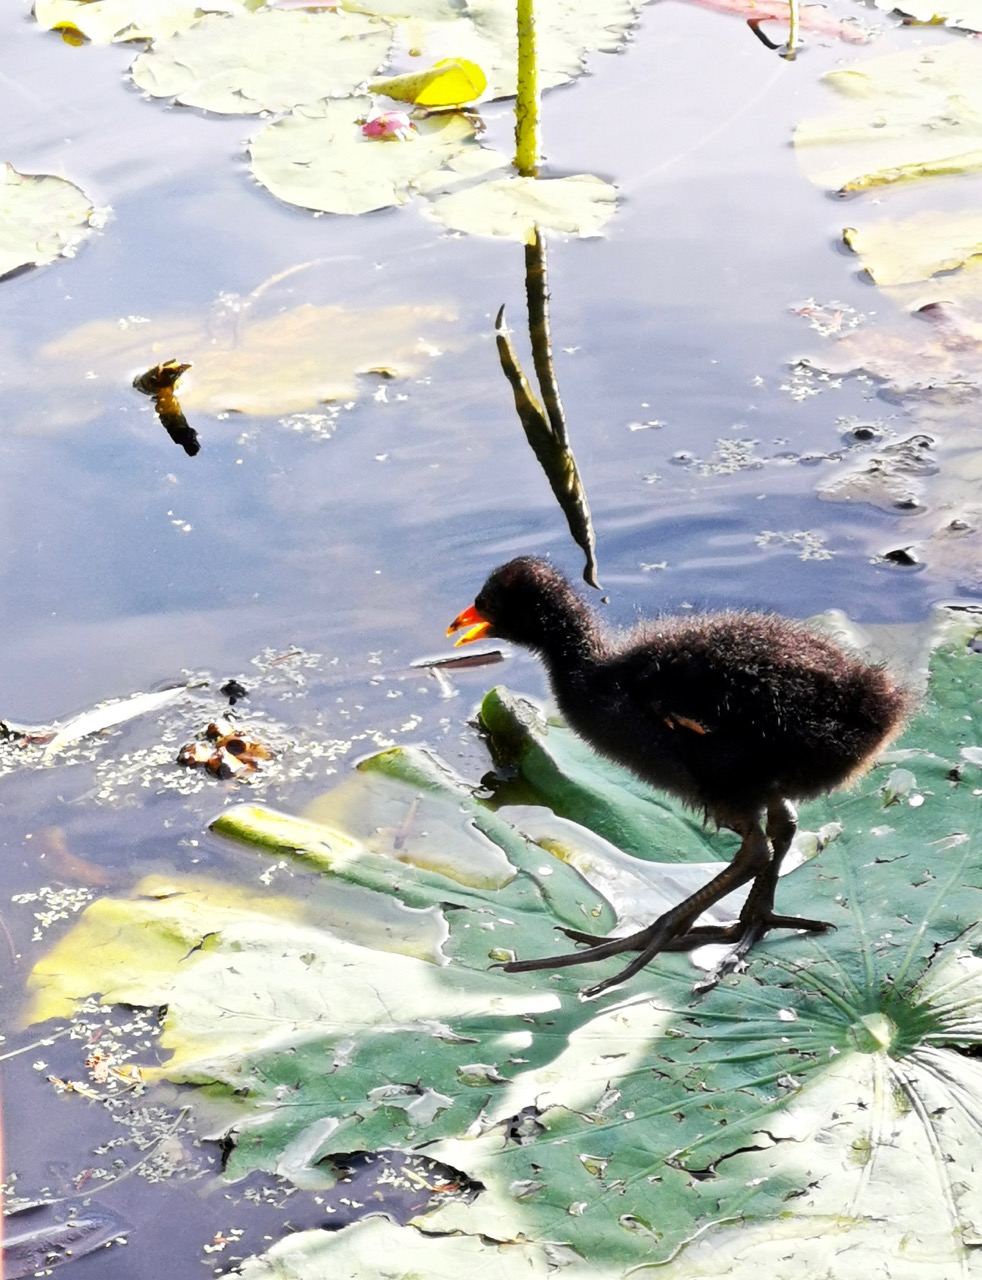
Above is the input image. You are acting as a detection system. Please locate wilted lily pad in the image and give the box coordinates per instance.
[0,164,97,280]
[130,8,391,114]
[22,621,982,1277]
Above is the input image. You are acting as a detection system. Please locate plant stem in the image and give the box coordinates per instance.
[515,0,539,175]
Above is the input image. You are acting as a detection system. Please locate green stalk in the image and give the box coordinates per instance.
[515,0,539,175]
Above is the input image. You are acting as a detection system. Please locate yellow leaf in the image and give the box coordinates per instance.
[53,22,87,46]
[371,58,487,107]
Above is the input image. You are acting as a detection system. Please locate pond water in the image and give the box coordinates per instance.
[0,3,970,1277]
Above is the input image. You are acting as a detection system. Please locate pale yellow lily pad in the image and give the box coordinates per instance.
[427,173,618,242]
[0,164,97,280]
[795,44,982,194]
[32,0,254,43]
[25,872,558,1079]
[131,8,390,114]
[466,0,643,99]
[250,97,501,215]
[341,0,461,17]
[234,1219,556,1280]
[378,0,642,102]
[40,291,459,417]
[844,211,982,287]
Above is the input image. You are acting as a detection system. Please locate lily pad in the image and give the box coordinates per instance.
[0,164,97,280]
[426,173,618,241]
[32,0,255,44]
[795,44,982,195]
[249,98,507,215]
[233,1218,554,1279]
[39,285,458,417]
[843,212,982,288]
[23,621,982,1276]
[130,8,391,114]
[465,0,644,98]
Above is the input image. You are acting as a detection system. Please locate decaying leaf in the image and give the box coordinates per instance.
[133,360,198,455]
[177,717,273,780]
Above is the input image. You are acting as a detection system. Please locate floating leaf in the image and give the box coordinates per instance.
[464,0,645,98]
[795,44,982,195]
[427,173,617,241]
[0,165,96,280]
[843,212,982,287]
[233,1219,553,1280]
[371,58,487,107]
[40,286,459,418]
[250,97,506,215]
[130,8,390,114]
[32,0,253,43]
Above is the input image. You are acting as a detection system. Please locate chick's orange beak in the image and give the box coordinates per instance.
[447,604,492,646]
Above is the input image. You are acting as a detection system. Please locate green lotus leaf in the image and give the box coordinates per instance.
[24,621,982,1278]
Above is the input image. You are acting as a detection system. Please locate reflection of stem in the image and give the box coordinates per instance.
[515,0,539,175]
[525,230,568,450]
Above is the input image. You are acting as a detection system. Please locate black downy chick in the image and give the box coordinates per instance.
[448,557,911,996]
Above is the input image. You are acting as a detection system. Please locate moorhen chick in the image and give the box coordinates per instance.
[447,557,910,996]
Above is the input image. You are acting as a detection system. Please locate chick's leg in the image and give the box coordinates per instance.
[502,817,774,996]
